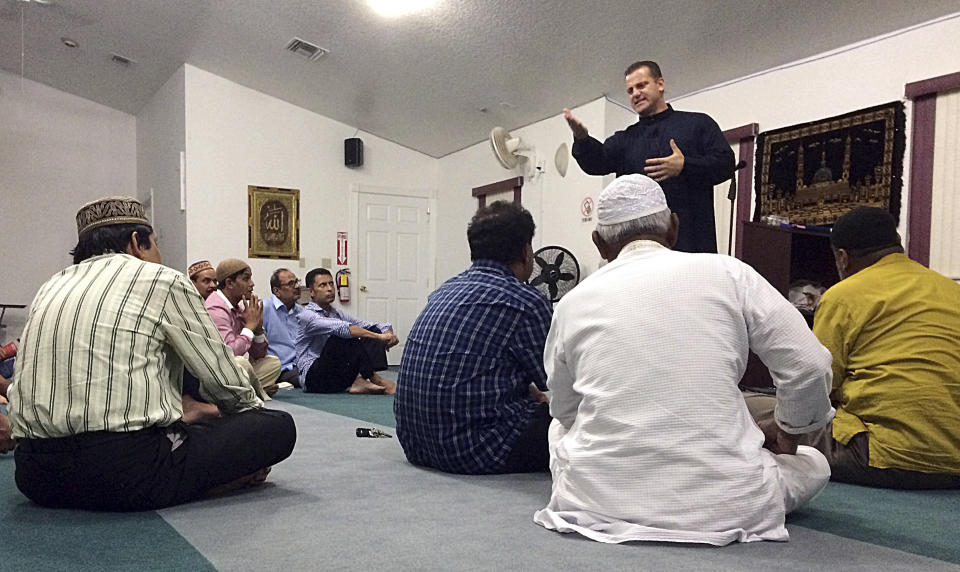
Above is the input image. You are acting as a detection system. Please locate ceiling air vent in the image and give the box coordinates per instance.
[110,52,136,66]
[284,37,329,62]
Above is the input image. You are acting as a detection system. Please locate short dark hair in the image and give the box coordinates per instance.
[270,268,291,290]
[70,223,153,264]
[467,201,535,264]
[305,267,333,289]
[624,60,662,79]
[830,207,901,257]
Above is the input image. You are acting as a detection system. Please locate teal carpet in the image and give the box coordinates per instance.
[271,390,396,428]
[0,455,215,571]
[792,483,960,564]
[275,390,960,566]
[4,392,960,569]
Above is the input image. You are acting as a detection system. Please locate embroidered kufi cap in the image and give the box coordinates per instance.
[596,174,669,225]
[76,196,150,237]
[216,258,251,283]
[830,207,900,252]
[188,260,214,279]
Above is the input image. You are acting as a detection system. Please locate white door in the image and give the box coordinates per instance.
[357,192,431,365]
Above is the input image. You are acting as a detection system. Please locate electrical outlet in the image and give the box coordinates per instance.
[321,257,332,268]
[299,257,306,268]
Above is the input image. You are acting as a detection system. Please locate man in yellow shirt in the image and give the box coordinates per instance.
[748,207,960,488]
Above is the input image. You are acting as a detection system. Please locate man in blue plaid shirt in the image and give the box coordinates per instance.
[394,201,553,474]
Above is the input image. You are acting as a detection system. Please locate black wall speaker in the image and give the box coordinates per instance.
[345,138,363,168]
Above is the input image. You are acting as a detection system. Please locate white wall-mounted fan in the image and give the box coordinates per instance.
[489,126,533,170]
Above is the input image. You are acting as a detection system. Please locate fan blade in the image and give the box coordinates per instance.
[529,275,544,287]
[535,256,550,269]
[559,272,575,281]
[548,282,558,300]
[555,251,564,265]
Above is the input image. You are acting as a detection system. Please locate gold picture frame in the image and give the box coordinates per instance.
[248,186,300,259]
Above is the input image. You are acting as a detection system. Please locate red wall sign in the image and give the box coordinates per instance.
[337,231,348,265]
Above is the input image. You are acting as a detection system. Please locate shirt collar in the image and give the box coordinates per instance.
[638,103,674,122]
[619,239,669,257]
[270,295,286,311]
[471,259,516,278]
[306,300,334,315]
[872,252,909,268]
[214,289,235,310]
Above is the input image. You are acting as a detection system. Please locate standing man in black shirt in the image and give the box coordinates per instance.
[564,61,735,253]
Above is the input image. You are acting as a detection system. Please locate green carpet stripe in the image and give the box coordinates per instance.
[0,456,215,572]
[790,482,960,565]
[272,391,397,428]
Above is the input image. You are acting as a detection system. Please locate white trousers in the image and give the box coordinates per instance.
[764,445,830,514]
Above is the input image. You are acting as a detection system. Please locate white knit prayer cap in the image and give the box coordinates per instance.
[596,174,669,225]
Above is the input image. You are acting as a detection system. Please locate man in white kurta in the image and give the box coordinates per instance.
[533,174,834,545]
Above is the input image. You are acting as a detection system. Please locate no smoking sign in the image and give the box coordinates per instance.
[580,197,594,222]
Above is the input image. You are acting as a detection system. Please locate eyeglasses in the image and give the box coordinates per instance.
[281,279,301,288]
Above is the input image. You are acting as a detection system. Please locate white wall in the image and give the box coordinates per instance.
[137,67,186,273]
[0,70,136,341]
[660,14,960,247]
[182,65,439,297]
[435,97,621,284]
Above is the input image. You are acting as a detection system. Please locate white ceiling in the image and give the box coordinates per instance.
[2,0,959,158]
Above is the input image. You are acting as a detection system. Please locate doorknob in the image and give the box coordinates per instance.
[359,285,368,292]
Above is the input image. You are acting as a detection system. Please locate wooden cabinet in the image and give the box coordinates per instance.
[738,222,838,388]
[740,222,838,296]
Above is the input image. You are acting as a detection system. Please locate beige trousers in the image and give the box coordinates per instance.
[235,355,281,401]
[743,392,960,489]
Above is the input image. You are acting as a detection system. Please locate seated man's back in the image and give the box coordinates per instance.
[395,201,553,475]
[814,208,960,479]
[535,175,833,545]
[395,261,551,473]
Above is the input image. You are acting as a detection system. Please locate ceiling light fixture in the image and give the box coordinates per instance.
[367,0,439,18]
[61,37,78,48]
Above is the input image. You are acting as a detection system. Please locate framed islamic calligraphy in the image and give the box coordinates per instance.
[248,186,300,259]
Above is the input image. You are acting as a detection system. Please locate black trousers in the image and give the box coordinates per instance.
[500,402,551,473]
[304,331,388,393]
[182,368,204,401]
[14,408,296,511]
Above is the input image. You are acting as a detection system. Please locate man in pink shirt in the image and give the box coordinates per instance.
[206,258,281,399]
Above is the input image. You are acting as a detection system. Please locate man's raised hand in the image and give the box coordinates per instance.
[563,108,589,140]
[243,294,264,333]
[644,138,685,181]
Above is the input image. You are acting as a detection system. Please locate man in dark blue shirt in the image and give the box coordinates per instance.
[394,201,552,474]
[564,60,735,253]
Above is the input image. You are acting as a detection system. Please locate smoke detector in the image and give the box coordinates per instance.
[284,37,329,62]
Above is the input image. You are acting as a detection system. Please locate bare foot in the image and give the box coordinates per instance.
[247,466,271,486]
[348,375,386,394]
[182,394,221,424]
[264,384,279,397]
[369,373,396,395]
[207,467,271,496]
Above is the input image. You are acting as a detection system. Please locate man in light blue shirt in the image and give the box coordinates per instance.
[262,268,303,388]
[296,268,397,394]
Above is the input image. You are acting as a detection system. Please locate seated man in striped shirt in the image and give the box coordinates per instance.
[394,201,552,474]
[7,196,296,511]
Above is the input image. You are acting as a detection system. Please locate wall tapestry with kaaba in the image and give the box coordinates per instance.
[248,185,300,259]
[753,101,905,225]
